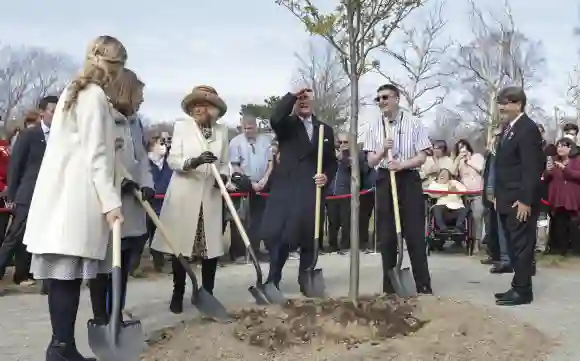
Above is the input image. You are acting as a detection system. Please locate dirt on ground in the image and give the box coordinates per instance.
[142,295,554,361]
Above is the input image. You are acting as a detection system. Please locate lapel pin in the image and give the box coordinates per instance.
[508,131,514,140]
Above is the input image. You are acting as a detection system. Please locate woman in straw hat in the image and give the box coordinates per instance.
[88,68,155,325]
[22,35,127,361]
[150,85,230,314]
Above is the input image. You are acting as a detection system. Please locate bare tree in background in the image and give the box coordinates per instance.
[294,41,350,128]
[449,0,545,141]
[373,3,450,116]
[0,44,78,128]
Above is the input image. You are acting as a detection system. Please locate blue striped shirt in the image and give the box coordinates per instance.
[228,133,272,181]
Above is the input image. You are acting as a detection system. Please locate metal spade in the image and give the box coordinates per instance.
[87,219,145,361]
[300,124,326,298]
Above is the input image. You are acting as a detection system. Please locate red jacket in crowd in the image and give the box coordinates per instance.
[544,156,580,213]
[0,140,9,192]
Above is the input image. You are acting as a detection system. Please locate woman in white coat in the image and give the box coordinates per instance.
[151,85,230,314]
[22,36,126,361]
[88,68,155,325]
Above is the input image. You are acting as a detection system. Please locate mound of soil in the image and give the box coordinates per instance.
[231,295,425,351]
[142,296,554,361]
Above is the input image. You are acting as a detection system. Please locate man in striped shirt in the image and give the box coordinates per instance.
[361,84,433,295]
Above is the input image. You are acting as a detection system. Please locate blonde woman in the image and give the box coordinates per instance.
[151,85,229,314]
[22,36,126,361]
[88,68,154,326]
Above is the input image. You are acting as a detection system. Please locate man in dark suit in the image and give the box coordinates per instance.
[493,87,544,306]
[0,96,58,292]
[261,88,337,294]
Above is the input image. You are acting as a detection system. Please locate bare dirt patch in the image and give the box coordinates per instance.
[142,295,554,361]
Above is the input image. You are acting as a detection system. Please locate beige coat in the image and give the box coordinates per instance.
[151,119,229,259]
[23,84,121,260]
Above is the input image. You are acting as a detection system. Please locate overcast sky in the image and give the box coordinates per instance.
[0,0,577,127]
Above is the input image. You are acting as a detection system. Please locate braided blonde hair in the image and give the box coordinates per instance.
[63,35,128,111]
[105,68,144,116]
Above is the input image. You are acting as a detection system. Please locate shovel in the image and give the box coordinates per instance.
[118,166,231,321]
[87,219,145,361]
[299,124,326,298]
[191,124,286,306]
[385,139,416,298]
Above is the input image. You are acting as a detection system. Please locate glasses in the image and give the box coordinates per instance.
[338,140,348,144]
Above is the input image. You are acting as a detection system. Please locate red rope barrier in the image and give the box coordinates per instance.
[154,188,374,200]
[423,189,482,196]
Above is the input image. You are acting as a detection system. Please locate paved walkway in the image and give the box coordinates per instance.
[0,253,578,360]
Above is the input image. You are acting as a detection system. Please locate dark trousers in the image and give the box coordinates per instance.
[486,206,511,265]
[0,200,11,248]
[432,204,468,230]
[375,169,431,291]
[48,279,83,343]
[146,218,166,270]
[326,198,350,250]
[359,191,375,249]
[267,241,314,289]
[171,256,218,294]
[229,194,265,259]
[498,207,538,295]
[549,209,579,255]
[0,204,32,283]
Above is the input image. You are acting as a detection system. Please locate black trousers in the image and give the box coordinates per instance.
[326,198,350,250]
[229,194,265,259]
[267,241,314,289]
[548,209,579,255]
[485,207,501,261]
[359,191,375,249]
[375,169,431,291]
[0,199,11,248]
[0,204,32,283]
[499,206,538,295]
[171,256,218,294]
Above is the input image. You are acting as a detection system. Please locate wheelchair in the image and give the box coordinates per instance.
[424,195,475,255]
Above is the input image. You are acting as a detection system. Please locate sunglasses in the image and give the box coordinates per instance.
[374,95,392,102]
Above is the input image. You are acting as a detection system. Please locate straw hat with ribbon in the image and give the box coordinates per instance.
[180,85,227,119]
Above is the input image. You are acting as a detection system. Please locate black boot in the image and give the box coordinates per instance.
[170,256,185,314]
[46,338,96,361]
[201,257,218,295]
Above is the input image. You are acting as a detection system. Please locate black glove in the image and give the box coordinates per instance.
[121,178,139,195]
[140,186,156,202]
[214,174,228,188]
[185,151,218,170]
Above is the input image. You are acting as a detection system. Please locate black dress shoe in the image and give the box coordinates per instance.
[494,289,510,299]
[495,289,533,306]
[417,284,433,295]
[489,264,513,274]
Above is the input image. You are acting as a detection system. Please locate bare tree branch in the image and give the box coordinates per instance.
[373,2,450,116]
[0,44,78,129]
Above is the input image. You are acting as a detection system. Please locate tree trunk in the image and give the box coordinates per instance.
[347,0,361,302]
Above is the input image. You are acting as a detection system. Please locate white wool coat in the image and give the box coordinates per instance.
[24,84,121,260]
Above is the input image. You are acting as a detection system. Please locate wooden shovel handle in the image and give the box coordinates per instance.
[314,124,325,239]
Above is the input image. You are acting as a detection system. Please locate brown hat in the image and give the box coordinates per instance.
[181,85,227,118]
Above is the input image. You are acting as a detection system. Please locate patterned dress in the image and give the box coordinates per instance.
[191,125,212,259]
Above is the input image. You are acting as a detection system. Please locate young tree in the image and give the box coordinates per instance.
[448,0,545,141]
[275,0,423,300]
[373,2,450,116]
[294,41,350,128]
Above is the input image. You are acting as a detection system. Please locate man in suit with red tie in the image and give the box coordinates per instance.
[493,87,545,306]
